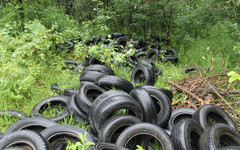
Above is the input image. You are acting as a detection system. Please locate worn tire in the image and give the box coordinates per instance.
[98,115,142,143]
[168,107,196,130]
[130,88,157,123]
[0,130,50,150]
[199,124,240,150]
[31,96,69,122]
[192,104,237,130]
[80,71,105,83]
[116,123,174,150]
[73,58,90,73]
[95,143,129,150]
[145,49,159,63]
[95,75,134,93]
[0,110,29,120]
[40,124,94,150]
[130,64,155,85]
[83,64,114,75]
[171,118,204,150]
[4,117,57,136]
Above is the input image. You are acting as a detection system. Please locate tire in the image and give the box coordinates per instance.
[142,88,172,127]
[56,41,74,50]
[160,48,178,65]
[167,107,196,130]
[130,88,157,123]
[80,71,105,83]
[0,110,29,120]
[67,94,88,122]
[0,130,50,150]
[110,33,125,39]
[31,96,69,122]
[145,49,159,63]
[3,147,25,150]
[87,127,98,142]
[130,64,155,85]
[95,143,129,150]
[150,43,161,50]
[192,104,237,130]
[183,66,201,74]
[40,124,95,150]
[115,37,129,52]
[154,68,163,78]
[138,46,148,52]
[98,115,142,143]
[51,81,78,95]
[116,123,174,150]
[83,64,114,75]
[219,146,240,150]
[135,85,173,102]
[76,82,106,114]
[164,55,178,65]
[89,57,105,65]
[63,88,79,97]
[73,58,90,73]
[63,61,79,70]
[95,75,134,93]
[199,124,240,150]
[138,60,153,68]
[4,117,58,136]
[134,51,147,62]
[171,118,204,150]
[90,94,143,132]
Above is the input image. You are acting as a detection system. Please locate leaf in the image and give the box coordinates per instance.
[229,74,240,83]
[227,71,237,76]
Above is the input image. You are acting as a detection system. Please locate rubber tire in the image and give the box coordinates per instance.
[31,96,69,122]
[0,130,50,150]
[199,124,240,150]
[63,61,79,70]
[130,64,155,86]
[168,107,196,130]
[40,124,94,150]
[95,75,134,93]
[135,85,173,102]
[98,115,142,143]
[73,58,90,73]
[192,104,237,130]
[56,41,74,50]
[110,33,125,39]
[116,123,174,150]
[183,66,201,74]
[89,57,105,65]
[83,64,114,75]
[171,118,204,150]
[219,146,240,150]
[4,117,58,136]
[80,71,105,83]
[89,91,143,132]
[145,49,159,63]
[87,127,98,142]
[51,81,77,95]
[67,94,88,122]
[134,51,147,62]
[95,143,129,150]
[0,110,29,120]
[130,88,157,123]
[76,82,106,114]
[63,88,79,97]
[142,88,172,127]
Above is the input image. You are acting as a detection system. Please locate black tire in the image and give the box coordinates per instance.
[142,88,172,127]
[168,107,196,130]
[63,88,79,97]
[80,71,105,83]
[3,147,25,150]
[63,61,79,70]
[115,37,129,51]
[76,82,107,114]
[31,96,69,122]
[150,43,161,50]
[90,93,143,132]
[98,115,142,143]
[67,94,88,122]
[134,51,147,62]
[56,41,74,50]
[73,58,90,73]
[40,124,95,150]
[199,124,240,150]
[171,118,204,150]
[4,117,58,136]
[145,49,159,63]
[0,130,50,150]
[116,123,174,150]
[164,55,179,65]
[138,46,148,52]
[95,143,129,150]
[138,60,153,68]
[154,68,163,78]
[183,66,201,74]
[0,110,29,120]
[129,88,157,123]
[89,57,105,65]
[135,85,173,102]
[130,64,155,85]
[219,146,240,150]
[160,48,178,65]
[110,33,125,39]
[87,127,98,142]
[95,75,134,93]
[83,64,114,75]
[51,81,78,95]
[192,104,237,130]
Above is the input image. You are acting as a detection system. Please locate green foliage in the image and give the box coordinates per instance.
[228,71,240,83]
[66,133,95,150]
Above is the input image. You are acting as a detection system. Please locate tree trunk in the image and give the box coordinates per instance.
[18,0,24,29]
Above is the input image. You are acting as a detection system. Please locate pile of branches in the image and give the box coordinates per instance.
[168,63,240,130]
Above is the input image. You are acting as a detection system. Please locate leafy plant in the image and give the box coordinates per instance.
[66,133,95,150]
[227,71,240,83]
